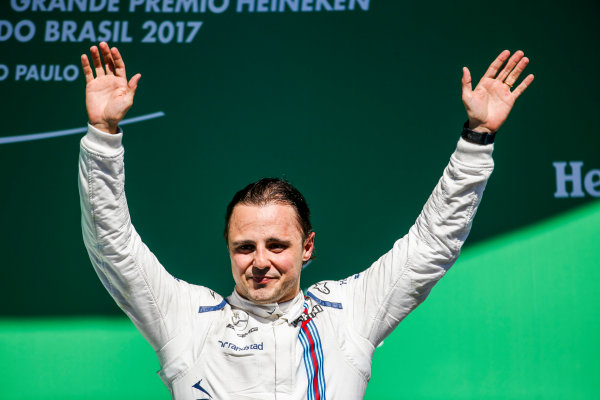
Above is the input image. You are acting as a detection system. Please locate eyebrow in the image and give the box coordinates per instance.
[230,238,292,246]
[266,238,292,245]
[231,240,254,246]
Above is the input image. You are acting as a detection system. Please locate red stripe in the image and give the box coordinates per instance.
[302,320,320,400]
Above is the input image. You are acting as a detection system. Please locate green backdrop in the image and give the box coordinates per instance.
[1,0,599,398]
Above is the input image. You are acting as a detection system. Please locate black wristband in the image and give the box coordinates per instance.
[461,121,496,145]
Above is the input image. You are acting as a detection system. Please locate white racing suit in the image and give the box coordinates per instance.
[79,125,494,400]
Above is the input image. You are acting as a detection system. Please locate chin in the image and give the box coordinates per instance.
[247,289,279,304]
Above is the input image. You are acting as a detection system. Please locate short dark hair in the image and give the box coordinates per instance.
[224,178,313,243]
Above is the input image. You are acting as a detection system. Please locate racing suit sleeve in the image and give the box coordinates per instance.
[343,138,494,347]
[78,124,196,352]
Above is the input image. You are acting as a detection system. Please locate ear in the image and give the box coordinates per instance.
[302,232,315,262]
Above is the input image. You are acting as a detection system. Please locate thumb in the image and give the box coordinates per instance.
[128,73,141,92]
[461,67,472,98]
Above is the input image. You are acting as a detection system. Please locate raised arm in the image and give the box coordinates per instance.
[335,50,534,346]
[462,50,534,133]
[78,44,216,352]
[81,42,141,133]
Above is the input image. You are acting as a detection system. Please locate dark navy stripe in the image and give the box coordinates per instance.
[198,299,226,313]
[306,292,343,309]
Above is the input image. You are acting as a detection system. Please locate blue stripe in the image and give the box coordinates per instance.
[315,326,326,398]
[307,291,343,309]
[301,332,315,400]
[307,320,326,399]
[298,302,326,400]
[198,299,226,313]
[307,321,323,396]
[299,329,315,400]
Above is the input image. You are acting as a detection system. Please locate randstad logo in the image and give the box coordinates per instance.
[218,340,264,351]
[553,162,600,198]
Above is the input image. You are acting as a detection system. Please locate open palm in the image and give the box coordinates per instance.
[81,42,140,134]
[462,50,534,133]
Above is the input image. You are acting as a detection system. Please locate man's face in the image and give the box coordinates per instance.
[227,203,315,304]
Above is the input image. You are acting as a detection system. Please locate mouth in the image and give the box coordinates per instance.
[251,276,276,284]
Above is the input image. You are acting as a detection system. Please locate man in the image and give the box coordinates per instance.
[79,42,533,399]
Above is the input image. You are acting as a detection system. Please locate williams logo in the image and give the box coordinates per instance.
[553,162,600,198]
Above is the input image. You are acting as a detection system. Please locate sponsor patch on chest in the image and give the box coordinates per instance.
[217,340,264,351]
[291,304,323,327]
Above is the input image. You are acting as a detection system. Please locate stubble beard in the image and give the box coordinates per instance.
[242,276,300,305]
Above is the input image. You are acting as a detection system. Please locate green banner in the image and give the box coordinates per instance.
[1,1,599,398]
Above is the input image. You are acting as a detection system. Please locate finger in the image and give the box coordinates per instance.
[111,46,127,78]
[81,54,94,83]
[128,73,141,92]
[462,67,472,97]
[90,45,105,77]
[99,42,116,76]
[504,56,529,87]
[512,74,534,99]
[483,50,510,79]
[496,50,524,82]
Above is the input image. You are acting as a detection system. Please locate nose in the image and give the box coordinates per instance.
[253,247,270,271]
